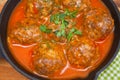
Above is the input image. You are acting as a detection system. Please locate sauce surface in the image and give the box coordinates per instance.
[7,0,114,79]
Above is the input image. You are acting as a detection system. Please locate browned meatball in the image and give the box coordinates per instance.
[26,0,54,17]
[8,24,41,45]
[67,37,100,69]
[62,0,91,11]
[83,8,114,41]
[32,42,66,76]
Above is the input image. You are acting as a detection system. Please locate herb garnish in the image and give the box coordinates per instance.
[40,25,52,33]
[67,28,82,41]
[40,9,82,41]
[65,9,78,18]
[50,13,66,25]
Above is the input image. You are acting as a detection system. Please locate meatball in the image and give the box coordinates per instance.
[67,37,100,69]
[62,0,91,11]
[26,0,54,17]
[32,42,66,76]
[9,24,41,45]
[83,8,114,41]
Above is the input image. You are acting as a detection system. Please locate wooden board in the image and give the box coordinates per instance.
[0,59,28,80]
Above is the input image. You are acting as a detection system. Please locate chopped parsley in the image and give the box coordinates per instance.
[40,9,82,41]
[65,9,78,18]
[50,9,78,24]
[40,25,52,33]
[50,13,66,25]
[67,28,82,41]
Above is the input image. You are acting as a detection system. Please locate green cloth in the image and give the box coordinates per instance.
[98,50,120,80]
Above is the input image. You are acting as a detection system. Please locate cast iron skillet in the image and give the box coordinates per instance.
[0,0,120,80]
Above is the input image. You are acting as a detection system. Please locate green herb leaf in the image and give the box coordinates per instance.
[50,13,67,25]
[74,30,82,35]
[40,25,52,33]
[61,20,69,28]
[50,15,54,22]
[67,28,75,41]
[50,14,59,24]
[67,28,82,41]
[61,29,66,37]
[54,30,62,37]
[70,28,76,33]
[45,29,52,33]
[67,33,73,42]
[70,10,78,18]
[54,30,66,37]
[65,9,71,16]
[59,13,66,20]
[65,9,78,18]
[40,25,47,32]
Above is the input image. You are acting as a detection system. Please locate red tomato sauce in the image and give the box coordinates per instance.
[8,0,114,79]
